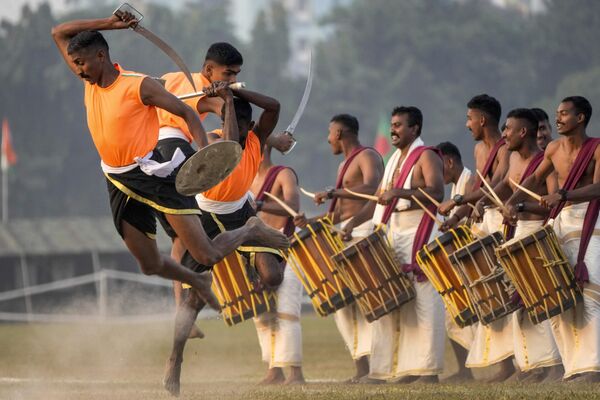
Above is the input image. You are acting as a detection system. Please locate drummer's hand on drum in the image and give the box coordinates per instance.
[473,200,485,223]
[377,189,397,205]
[293,213,308,228]
[502,204,518,226]
[440,214,459,232]
[341,223,354,242]
[438,199,456,216]
[541,192,562,209]
[268,131,295,153]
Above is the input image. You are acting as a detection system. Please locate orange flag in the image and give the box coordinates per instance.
[1,118,17,170]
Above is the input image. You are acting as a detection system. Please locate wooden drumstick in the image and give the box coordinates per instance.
[300,187,316,199]
[410,195,443,227]
[480,187,510,214]
[265,192,347,236]
[264,192,298,217]
[417,187,441,207]
[509,178,542,202]
[476,170,504,206]
[344,188,379,202]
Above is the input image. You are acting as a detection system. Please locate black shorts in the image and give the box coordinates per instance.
[154,137,197,238]
[105,149,201,240]
[179,200,283,273]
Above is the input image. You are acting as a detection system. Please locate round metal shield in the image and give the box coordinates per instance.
[175,140,242,196]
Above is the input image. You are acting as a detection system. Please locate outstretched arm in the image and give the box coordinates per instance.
[51,14,135,76]
[140,77,208,148]
[231,88,280,146]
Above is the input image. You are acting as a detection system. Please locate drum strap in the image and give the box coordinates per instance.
[547,138,600,284]
[504,151,545,240]
[256,165,299,237]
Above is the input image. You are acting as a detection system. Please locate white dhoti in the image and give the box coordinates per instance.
[510,220,561,372]
[551,202,600,378]
[446,314,476,350]
[369,210,446,379]
[333,219,373,360]
[254,256,303,368]
[445,167,477,350]
[466,207,515,368]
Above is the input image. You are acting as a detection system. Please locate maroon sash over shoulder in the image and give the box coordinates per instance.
[328,146,372,214]
[547,137,600,284]
[256,165,298,237]
[504,151,545,240]
[382,146,442,282]
[471,138,506,191]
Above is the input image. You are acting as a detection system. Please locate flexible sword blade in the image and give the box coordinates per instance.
[286,50,314,134]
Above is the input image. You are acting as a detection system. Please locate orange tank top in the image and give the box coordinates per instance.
[84,64,158,167]
[202,129,262,202]
[156,72,210,142]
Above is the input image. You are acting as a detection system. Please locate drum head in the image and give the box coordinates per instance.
[176,141,242,196]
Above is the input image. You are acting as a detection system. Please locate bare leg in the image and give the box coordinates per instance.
[346,356,369,383]
[542,364,564,382]
[164,288,206,396]
[259,367,285,385]
[485,357,516,383]
[569,372,600,383]
[444,340,474,382]
[121,221,219,309]
[171,238,204,339]
[284,366,305,385]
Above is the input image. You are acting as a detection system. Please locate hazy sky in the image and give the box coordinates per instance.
[1,0,68,23]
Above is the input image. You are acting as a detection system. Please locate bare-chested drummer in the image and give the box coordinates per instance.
[250,143,305,385]
[51,14,287,309]
[474,108,562,382]
[294,114,384,383]
[506,96,600,382]
[438,94,515,382]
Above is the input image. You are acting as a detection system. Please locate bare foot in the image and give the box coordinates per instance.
[189,274,220,311]
[542,365,564,382]
[413,375,439,384]
[346,356,369,383]
[259,367,285,385]
[163,356,182,397]
[393,375,419,384]
[357,376,386,384]
[485,359,516,383]
[187,323,205,339]
[247,217,290,249]
[284,367,305,385]
[443,371,474,383]
[569,372,600,383]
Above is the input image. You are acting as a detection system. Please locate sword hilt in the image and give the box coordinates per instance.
[113,2,144,27]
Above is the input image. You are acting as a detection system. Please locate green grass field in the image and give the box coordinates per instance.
[1,314,600,399]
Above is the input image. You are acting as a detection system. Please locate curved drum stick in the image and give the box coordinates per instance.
[509,178,542,202]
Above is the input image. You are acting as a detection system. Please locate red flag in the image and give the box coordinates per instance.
[1,118,17,170]
[373,114,392,162]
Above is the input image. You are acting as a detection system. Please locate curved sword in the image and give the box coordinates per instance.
[281,50,314,155]
[113,3,197,92]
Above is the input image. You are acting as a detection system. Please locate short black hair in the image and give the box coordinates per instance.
[530,107,549,123]
[561,96,592,127]
[330,114,359,135]
[205,42,243,66]
[392,106,423,136]
[506,108,538,137]
[467,94,502,124]
[221,97,252,124]
[67,31,109,55]
[436,141,462,163]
